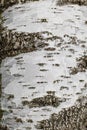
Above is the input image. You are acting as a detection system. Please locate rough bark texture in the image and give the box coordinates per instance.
[57,0,87,5]
[36,96,87,130]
